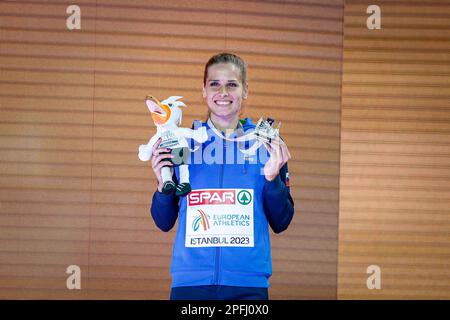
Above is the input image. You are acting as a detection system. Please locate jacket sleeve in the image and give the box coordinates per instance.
[263,163,295,233]
[150,191,179,232]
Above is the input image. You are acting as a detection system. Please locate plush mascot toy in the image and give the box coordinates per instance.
[138,95,208,196]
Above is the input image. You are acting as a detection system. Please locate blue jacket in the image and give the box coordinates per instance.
[150,117,295,288]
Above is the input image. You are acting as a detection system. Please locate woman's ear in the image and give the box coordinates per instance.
[202,86,207,98]
[243,82,249,99]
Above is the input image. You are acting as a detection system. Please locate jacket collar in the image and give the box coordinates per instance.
[207,117,247,139]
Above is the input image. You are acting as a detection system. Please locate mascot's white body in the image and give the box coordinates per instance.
[138,95,207,196]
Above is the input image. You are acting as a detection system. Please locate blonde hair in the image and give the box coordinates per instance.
[203,52,247,85]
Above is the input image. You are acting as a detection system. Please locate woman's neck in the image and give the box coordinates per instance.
[209,114,240,135]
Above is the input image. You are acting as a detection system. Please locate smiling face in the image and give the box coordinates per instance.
[202,63,248,123]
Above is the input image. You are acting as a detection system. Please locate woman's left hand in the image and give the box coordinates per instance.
[263,136,292,181]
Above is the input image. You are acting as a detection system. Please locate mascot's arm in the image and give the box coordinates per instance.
[138,133,160,161]
[176,127,208,143]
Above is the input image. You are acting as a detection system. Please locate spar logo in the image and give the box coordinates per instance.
[237,190,252,205]
[188,189,236,206]
[192,209,210,232]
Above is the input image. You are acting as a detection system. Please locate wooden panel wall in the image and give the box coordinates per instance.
[338,0,450,299]
[0,0,343,299]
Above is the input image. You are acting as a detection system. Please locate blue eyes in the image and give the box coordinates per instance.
[209,82,239,88]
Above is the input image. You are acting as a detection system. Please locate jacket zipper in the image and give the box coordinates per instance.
[213,137,225,285]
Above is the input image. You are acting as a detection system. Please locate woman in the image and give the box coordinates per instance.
[150,53,294,300]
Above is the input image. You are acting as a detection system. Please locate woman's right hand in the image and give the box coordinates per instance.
[151,138,174,192]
